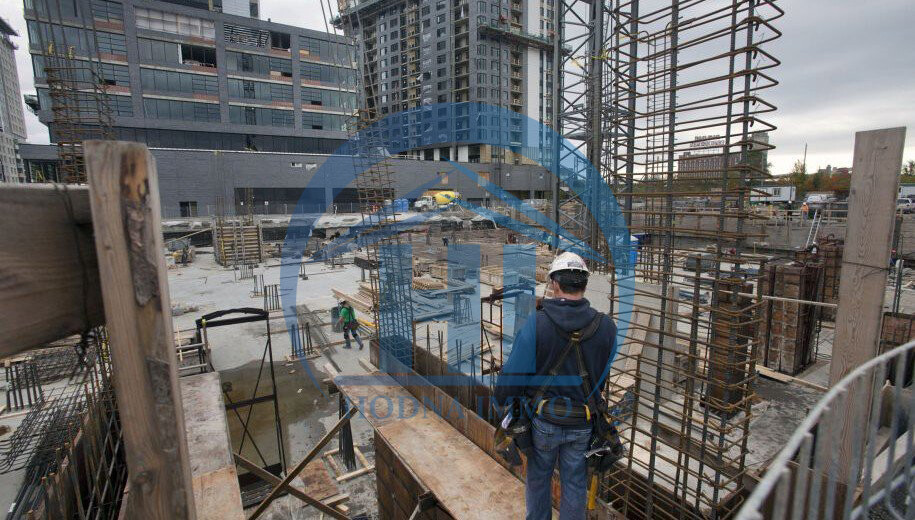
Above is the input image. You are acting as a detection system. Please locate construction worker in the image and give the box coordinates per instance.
[801,201,809,221]
[494,252,618,520]
[336,301,364,350]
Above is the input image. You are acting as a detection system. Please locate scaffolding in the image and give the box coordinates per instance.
[31,0,114,184]
[339,0,418,371]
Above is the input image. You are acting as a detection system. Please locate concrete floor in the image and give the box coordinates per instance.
[168,250,379,518]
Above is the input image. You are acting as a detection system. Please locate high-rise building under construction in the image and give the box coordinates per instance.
[335,0,555,165]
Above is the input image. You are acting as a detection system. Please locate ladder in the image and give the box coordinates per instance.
[804,209,822,248]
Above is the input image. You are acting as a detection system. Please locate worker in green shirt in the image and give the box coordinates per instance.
[337,301,364,350]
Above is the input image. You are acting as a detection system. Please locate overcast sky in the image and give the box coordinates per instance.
[1,0,912,175]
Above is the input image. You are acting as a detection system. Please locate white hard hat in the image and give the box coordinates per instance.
[548,252,589,277]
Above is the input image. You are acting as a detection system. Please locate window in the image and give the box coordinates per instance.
[301,87,356,110]
[229,106,294,127]
[98,63,130,86]
[28,22,126,57]
[135,8,215,39]
[227,79,293,102]
[302,111,346,131]
[96,31,127,55]
[180,44,216,67]
[91,0,123,22]
[25,0,77,17]
[270,31,290,50]
[144,98,219,122]
[137,38,180,63]
[179,201,198,217]
[226,51,291,77]
[436,14,446,23]
[141,68,217,95]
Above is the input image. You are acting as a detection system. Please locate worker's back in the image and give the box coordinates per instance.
[495,297,617,408]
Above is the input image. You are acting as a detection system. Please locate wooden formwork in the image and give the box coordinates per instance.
[213,220,264,266]
[757,259,824,375]
[797,237,843,321]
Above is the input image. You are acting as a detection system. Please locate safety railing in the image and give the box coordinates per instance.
[737,340,915,519]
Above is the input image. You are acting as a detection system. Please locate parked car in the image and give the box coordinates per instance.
[897,198,915,214]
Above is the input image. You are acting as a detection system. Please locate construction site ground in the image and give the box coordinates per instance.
[4,229,915,517]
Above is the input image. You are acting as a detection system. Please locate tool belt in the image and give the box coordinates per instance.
[494,311,604,460]
[536,398,591,426]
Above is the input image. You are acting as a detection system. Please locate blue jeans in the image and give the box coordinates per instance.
[526,417,591,520]
[343,327,363,349]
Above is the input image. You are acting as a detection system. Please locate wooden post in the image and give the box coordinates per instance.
[830,127,906,385]
[85,141,196,519]
[829,128,906,489]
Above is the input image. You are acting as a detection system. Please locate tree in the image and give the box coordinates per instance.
[903,159,915,176]
[901,159,915,184]
[788,159,807,198]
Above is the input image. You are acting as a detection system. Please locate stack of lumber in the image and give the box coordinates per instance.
[413,277,446,290]
[331,283,376,316]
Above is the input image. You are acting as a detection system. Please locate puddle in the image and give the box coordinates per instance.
[218,358,333,469]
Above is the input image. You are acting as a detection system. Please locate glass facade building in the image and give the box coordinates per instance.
[25,0,357,153]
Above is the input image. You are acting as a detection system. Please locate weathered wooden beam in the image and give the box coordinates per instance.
[830,127,906,487]
[85,141,196,519]
[830,127,907,384]
[0,184,104,355]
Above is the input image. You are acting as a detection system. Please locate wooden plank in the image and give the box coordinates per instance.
[181,373,244,520]
[829,128,906,484]
[336,371,538,520]
[85,141,196,519]
[756,365,827,393]
[0,184,104,355]
[830,127,906,384]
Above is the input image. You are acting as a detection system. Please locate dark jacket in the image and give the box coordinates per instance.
[494,298,617,410]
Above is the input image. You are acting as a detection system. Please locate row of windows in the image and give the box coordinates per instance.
[27,21,126,56]
[302,111,347,131]
[228,79,293,103]
[301,87,357,110]
[144,98,220,122]
[24,0,77,18]
[102,128,344,154]
[225,51,291,77]
[37,88,133,116]
[135,7,215,40]
[140,68,218,95]
[229,106,294,127]
[32,56,130,87]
